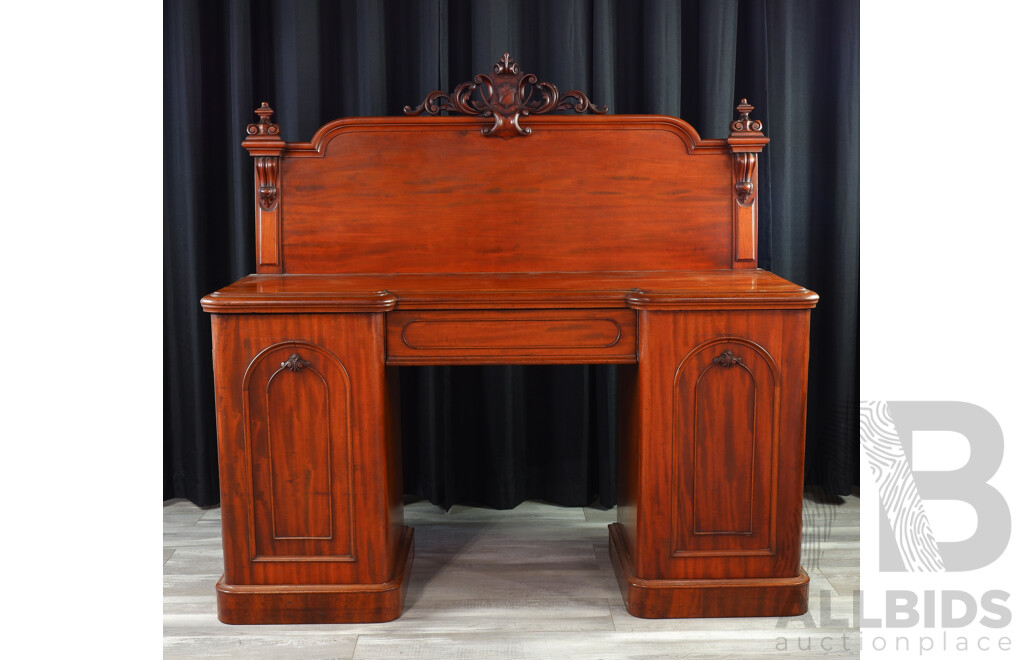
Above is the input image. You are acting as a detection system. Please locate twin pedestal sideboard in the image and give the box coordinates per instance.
[201,56,817,624]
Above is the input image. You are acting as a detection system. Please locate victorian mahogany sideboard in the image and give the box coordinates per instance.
[201,55,817,624]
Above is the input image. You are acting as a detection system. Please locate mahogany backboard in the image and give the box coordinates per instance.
[270,116,740,274]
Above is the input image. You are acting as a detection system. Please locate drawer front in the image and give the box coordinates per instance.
[386,309,637,364]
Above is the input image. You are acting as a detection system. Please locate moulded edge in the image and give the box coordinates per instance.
[200,290,399,314]
[286,115,727,157]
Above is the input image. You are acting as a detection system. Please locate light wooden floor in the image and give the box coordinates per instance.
[165,494,859,658]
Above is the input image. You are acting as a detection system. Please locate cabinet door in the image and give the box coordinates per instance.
[672,338,779,557]
[243,340,355,561]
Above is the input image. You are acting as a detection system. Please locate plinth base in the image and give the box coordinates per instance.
[608,523,808,618]
[216,526,414,624]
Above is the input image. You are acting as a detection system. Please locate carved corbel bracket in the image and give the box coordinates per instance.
[727,99,768,207]
[254,156,279,210]
[734,153,756,207]
[404,53,607,138]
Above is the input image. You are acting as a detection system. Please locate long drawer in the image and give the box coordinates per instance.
[385,309,637,365]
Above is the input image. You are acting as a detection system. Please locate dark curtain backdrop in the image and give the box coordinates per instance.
[164,0,859,508]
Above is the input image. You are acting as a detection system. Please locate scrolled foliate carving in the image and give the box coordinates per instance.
[403,53,608,138]
[281,353,311,372]
[712,350,743,367]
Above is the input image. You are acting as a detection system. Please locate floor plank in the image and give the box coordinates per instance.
[164,634,358,659]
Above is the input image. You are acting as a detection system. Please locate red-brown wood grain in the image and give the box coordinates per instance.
[245,342,352,555]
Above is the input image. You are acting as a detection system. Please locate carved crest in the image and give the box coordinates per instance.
[404,53,608,138]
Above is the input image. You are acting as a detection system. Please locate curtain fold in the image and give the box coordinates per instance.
[164,0,860,507]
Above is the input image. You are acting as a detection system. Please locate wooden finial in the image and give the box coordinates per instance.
[246,102,281,137]
[731,98,763,136]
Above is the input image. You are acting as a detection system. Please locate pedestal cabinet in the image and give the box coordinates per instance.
[611,309,811,617]
[210,313,411,623]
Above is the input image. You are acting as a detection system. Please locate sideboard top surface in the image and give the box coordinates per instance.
[201,269,818,313]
